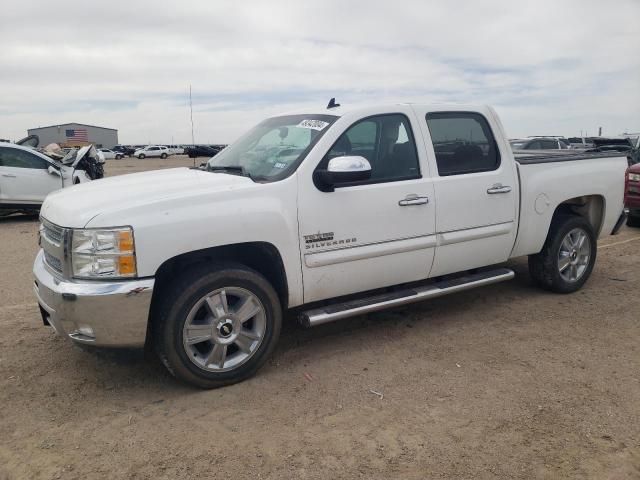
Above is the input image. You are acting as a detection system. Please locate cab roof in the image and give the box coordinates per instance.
[280,102,494,118]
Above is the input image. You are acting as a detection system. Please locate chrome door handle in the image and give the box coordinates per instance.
[487,184,511,194]
[399,194,429,206]
[1,174,17,178]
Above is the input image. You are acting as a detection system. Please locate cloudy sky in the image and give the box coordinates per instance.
[1,0,638,144]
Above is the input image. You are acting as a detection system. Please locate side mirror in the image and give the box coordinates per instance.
[314,156,372,192]
[48,165,61,177]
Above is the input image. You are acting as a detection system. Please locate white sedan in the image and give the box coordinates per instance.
[98,148,125,160]
[133,145,170,159]
[0,143,94,215]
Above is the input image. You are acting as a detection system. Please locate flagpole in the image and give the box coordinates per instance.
[189,84,195,167]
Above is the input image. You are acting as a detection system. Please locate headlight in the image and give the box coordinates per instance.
[71,227,137,278]
[628,173,640,182]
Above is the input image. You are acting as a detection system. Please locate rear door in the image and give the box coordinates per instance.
[0,146,62,204]
[412,107,518,276]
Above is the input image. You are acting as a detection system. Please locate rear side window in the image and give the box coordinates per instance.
[426,112,500,176]
[0,147,49,169]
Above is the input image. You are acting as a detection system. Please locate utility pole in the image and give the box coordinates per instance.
[189,84,195,167]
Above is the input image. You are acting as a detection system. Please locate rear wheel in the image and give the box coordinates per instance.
[528,215,596,293]
[160,153,168,159]
[153,263,282,388]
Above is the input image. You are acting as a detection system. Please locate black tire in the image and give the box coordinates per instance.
[152,263,282,388]
[161,153,168,159]
[626,214,640,228]
[115,154,123,159]
[528,214,597,293]
[138,154,145,159]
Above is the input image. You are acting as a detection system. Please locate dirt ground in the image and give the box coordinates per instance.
[1,156,639,479]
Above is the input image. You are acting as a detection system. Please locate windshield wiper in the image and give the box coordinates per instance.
[208,165,255,179]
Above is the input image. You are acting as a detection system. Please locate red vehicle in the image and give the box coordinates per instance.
[625,163,640,227]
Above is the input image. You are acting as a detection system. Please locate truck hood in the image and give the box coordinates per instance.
[40,167,255,228]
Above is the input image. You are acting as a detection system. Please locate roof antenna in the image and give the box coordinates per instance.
[327,97,340,109]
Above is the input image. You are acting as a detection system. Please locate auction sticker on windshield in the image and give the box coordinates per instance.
[296,119,329,131]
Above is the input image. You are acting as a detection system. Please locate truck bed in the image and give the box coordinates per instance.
[511,151,628,258]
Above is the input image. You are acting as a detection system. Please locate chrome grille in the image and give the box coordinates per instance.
[41,220,63,245]
[44,250,63,273]
[39,218,66,276]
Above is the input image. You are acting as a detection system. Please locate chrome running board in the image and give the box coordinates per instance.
[299,267,514,327]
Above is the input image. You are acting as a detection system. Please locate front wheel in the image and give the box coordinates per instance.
[153,264,282,388]
[528,215,597,293]
[115,154,123,159]
[138,154,145,159]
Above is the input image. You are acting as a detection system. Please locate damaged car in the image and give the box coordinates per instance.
[0,136,103,216]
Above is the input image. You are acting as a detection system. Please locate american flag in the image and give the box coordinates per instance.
[65,128,88,142]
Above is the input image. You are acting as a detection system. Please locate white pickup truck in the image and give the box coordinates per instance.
[33,103,628,388]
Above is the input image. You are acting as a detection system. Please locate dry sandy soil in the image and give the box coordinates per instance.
[0,157,639,479]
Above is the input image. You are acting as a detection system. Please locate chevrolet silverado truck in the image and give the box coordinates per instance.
[33,103,628,388]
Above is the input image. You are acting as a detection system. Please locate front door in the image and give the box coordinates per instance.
[412,107,518,277]
[297,109,437,303]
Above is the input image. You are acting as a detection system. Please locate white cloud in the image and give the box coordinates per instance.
[0,0,638,143]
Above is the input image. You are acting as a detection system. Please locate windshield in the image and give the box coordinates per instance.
[207,114,338,180]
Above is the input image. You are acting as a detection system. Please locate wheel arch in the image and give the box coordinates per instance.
[552,194,605,236]
[150,241,289,315]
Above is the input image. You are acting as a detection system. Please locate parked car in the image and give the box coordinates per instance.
[1,142,99,216]
[567,137,595,149]
[33,103,627,388]
[185,144,221,158]
[586,137,639,165]
[623,134,640,165]
[510,137,571,150]
[98,148,124,160]
[624,164,640,227]
[167,145,185,155]
[134,145,170,159]
[113,145,136,156]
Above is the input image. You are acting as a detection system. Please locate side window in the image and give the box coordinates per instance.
[0,147,49,169]
[542,139,558,149]
[527,140,542,150]
[425,112,500,176]
[323,114,420,183]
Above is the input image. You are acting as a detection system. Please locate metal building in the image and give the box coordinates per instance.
[27,122,118,148]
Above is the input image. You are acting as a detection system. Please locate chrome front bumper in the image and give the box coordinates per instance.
[33,250,154,347]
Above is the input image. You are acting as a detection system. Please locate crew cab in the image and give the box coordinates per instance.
[0,142,96,216]
[33,103,628,388]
